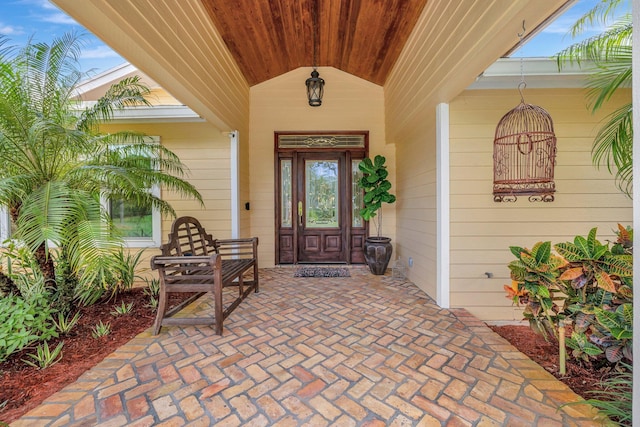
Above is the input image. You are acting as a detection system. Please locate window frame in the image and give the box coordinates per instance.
[102,136,162,248]
[0,206,10,244]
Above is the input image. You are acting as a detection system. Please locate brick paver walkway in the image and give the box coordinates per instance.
[12,267,604,426]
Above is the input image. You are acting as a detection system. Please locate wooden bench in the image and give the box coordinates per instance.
[150,216,259,335]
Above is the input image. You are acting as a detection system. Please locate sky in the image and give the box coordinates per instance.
[512,0,631,57]
[0,0,632,76]
[0,0,125,74]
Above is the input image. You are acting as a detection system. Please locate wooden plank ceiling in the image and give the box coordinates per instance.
[201,0,428,86]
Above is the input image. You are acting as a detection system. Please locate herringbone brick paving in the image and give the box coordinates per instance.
[12,267,605,426]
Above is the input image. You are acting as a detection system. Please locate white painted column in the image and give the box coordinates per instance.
[229,131,240,239]
[632,0,639,420]
[436,103,450,308]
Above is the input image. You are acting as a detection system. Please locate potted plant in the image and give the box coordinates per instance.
[358,155,396,274]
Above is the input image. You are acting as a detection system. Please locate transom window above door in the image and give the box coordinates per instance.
[277,133,366,149]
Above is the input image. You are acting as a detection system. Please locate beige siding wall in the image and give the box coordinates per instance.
[383,1,567,302]
[100,121,232,278]
[249,67,394,266]
[392,118,439,298]
[450,88,632,321]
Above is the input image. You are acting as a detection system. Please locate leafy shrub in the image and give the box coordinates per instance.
[53,311,82,335]
[22,341,64,369]
[110,248,146,296]
[111,301,134,316]
[75,247,146,306]
[74,275,105,306]
[505,226,633,366]
[91,321,111,338]
[583,364,632,426]
[143,278,160,310]
[0,293,58,362]
[3,241,49,301]
[53,248,79,313]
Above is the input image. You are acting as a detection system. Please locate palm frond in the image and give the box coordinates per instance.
[556,5,632,199]
[18,32,85,120]
[557,18,631,67]
[591,103,633,196]
[16,181,78,253]
[65,219,123,281]
[569,0,628,37]
[592,103,632,168]
[77,76,151,132]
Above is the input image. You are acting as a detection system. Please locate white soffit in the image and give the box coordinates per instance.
[468,58,592,89]
[76,103,204,123]
[108,105,204,123]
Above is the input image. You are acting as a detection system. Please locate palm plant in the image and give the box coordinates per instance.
[0,32,202,304]
[556,0,632,195]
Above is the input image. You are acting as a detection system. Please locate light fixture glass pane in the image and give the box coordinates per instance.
[305,160,339,228]
[281,159,292,227]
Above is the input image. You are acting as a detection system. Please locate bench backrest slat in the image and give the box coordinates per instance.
[161,216,217,257]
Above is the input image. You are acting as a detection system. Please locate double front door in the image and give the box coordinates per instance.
[275,133,368,264]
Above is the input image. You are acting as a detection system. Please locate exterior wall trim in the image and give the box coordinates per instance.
[229,131,240,239]
[436,103,450,308]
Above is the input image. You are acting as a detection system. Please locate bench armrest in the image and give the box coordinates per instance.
[214,237,259,259]
[150,254,221,270]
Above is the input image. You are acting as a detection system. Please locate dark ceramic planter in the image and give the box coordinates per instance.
[364,236,393,275]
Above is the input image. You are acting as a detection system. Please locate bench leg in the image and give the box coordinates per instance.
[214,269,224,335]
[153,282,168,335]
[253,262,259,293]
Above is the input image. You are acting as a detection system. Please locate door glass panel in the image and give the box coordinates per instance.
[305,160,339,228]
[352,159,364,227]
[281,159,292,227]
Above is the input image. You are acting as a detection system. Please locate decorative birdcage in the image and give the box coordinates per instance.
[493,21,557,202]
[493,96,557,202]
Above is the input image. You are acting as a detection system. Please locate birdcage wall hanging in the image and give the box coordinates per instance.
[493,22,557,203]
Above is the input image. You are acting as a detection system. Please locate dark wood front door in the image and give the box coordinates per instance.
[275,132,368,264]
[297,152,345,263]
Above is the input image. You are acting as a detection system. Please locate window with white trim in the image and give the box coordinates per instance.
[103,136,162,248]
[0,138,163,248]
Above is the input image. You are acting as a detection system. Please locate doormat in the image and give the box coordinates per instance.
[293,267,351,278]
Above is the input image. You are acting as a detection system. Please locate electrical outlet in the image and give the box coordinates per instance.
[408,257,413,267]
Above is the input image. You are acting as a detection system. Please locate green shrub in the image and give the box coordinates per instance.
[0,293,58,362]
[22,341,64,369]
[143,278,160,310]
[565,363,632,426]
[75,247,146,305]
[111,301,134,316]
[110,247,146,297]
[505,226,633,366]
[53,311,82,335]
[91,321,111,338]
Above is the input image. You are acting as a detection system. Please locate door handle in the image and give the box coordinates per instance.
[298,201,303,226]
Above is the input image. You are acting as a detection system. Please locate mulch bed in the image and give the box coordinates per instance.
[0,289,191,424]
[489,324,610,399]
